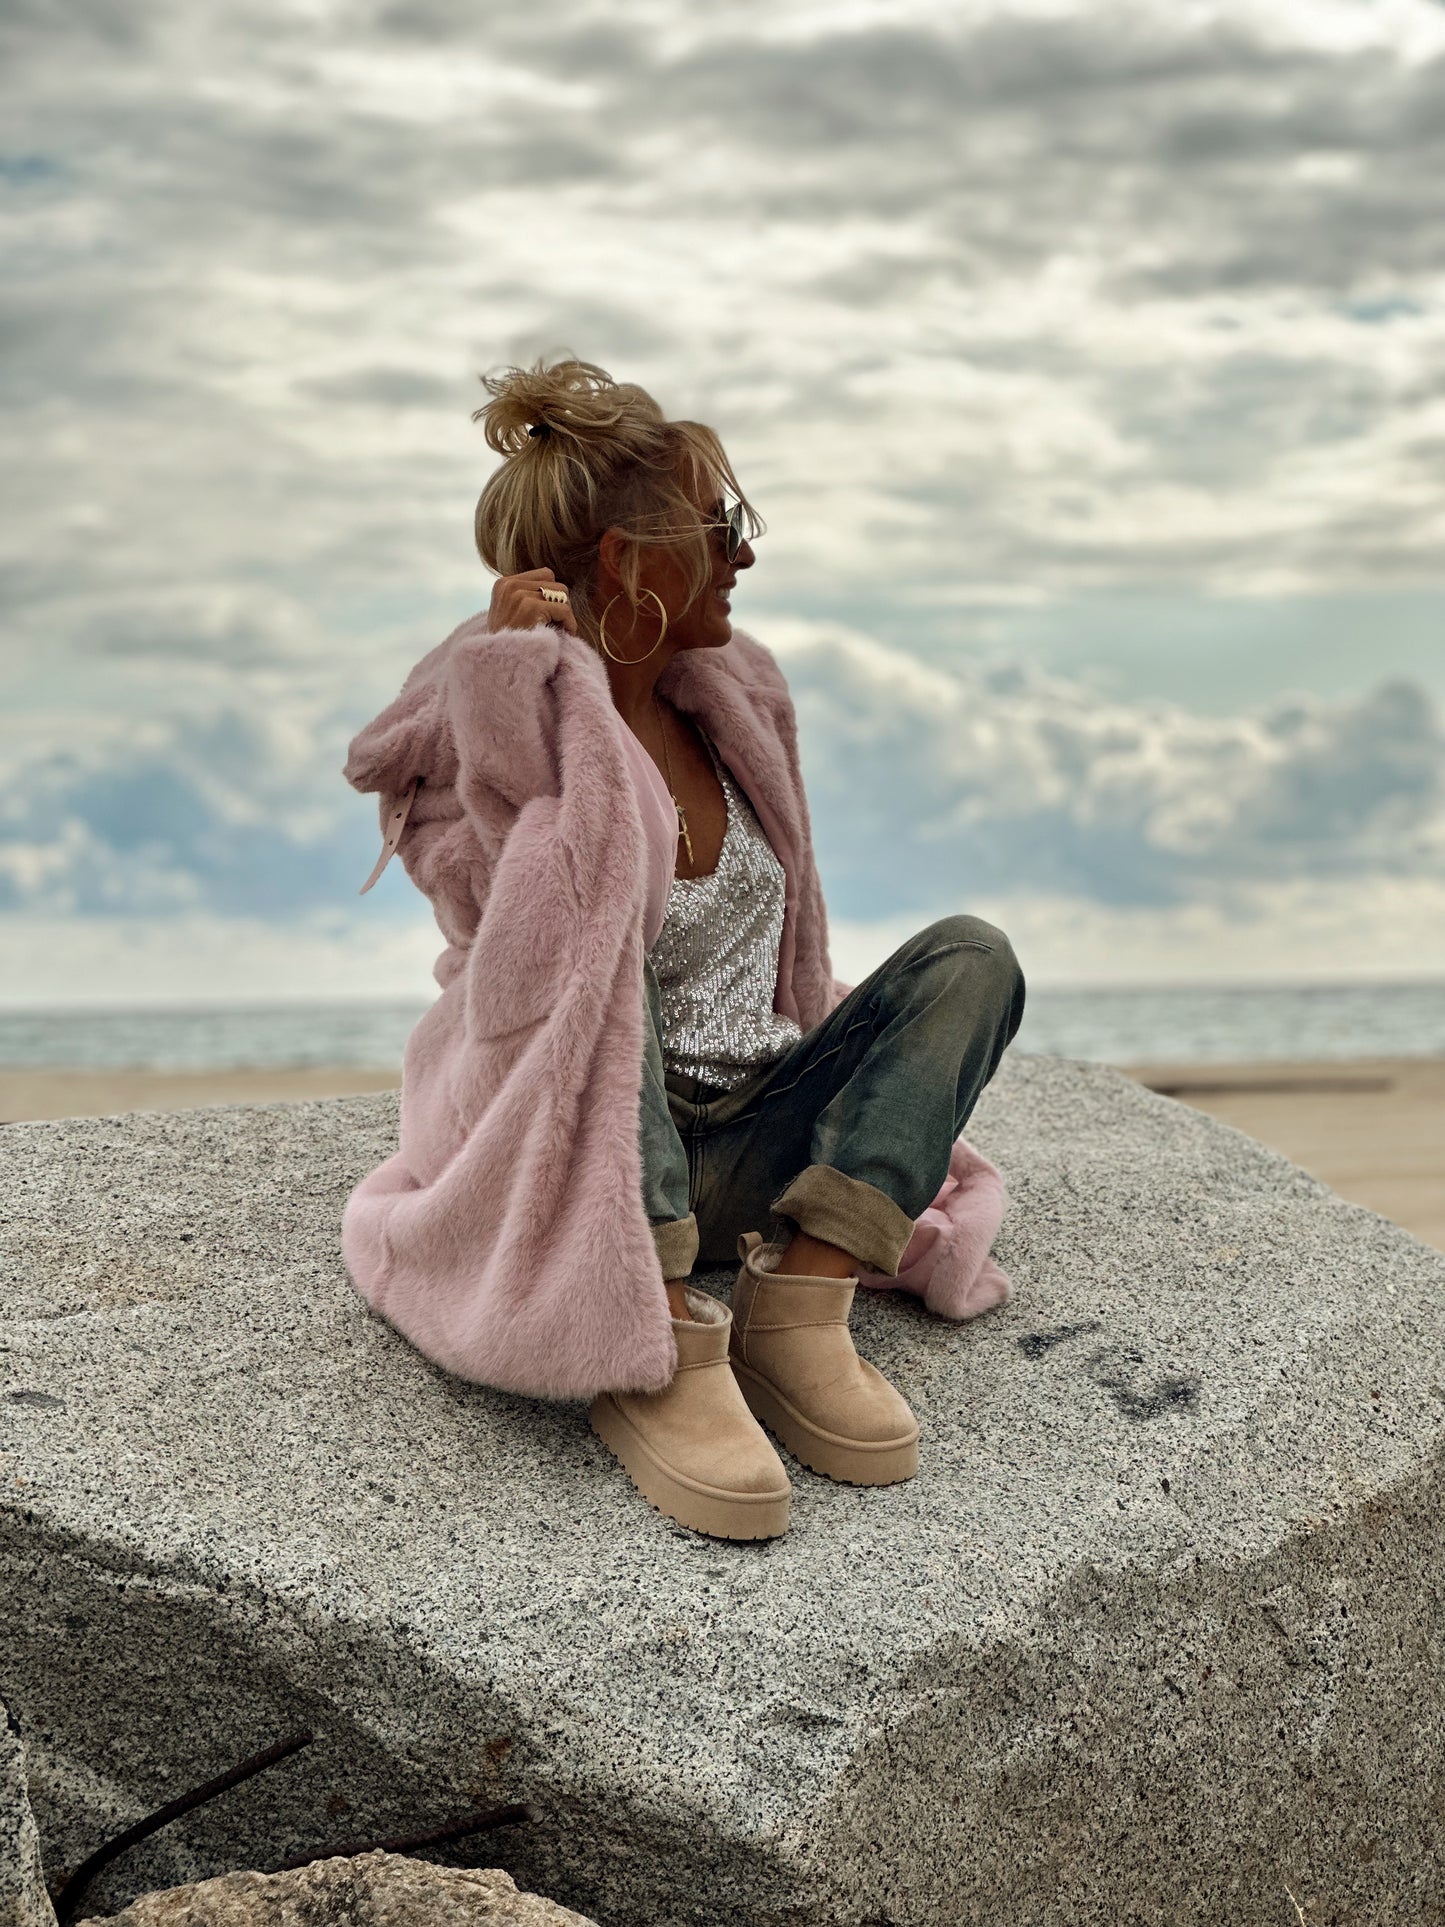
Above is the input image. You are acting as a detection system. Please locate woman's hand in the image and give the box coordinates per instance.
[487,567,579,637]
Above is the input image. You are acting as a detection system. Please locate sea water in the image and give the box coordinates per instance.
[1,980,1442,1070]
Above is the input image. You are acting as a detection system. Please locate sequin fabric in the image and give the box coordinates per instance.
[647,731,804,1092]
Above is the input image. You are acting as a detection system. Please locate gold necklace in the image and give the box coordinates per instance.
[651,691,694,869]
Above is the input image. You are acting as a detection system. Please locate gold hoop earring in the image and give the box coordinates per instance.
[597,589,669,664]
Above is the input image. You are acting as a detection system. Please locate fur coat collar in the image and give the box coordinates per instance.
[341,612,1012,1401]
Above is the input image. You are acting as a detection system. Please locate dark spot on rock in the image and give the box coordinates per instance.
[1085,1349,1201,1420]
[1017,1319,1103,1360]
[764,1704,846,1731]
[7,1389,65,1412]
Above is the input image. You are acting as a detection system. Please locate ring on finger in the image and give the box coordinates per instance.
[538,585,570,606]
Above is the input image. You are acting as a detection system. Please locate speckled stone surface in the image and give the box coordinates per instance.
[77,1850,594,1924]
[2,1697,57,1927]
[2,1053,1444,1926]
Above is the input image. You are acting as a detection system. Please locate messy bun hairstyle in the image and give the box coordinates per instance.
[471,354,762,649]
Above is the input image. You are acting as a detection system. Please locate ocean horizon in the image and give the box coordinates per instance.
[1,976,1442,1072]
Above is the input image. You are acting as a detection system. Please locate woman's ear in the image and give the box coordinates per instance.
[596,526,626,587]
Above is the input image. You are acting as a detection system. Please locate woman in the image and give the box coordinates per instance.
[341,355,1026,1543]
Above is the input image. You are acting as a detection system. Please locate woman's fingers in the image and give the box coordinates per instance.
[487,570,577,633]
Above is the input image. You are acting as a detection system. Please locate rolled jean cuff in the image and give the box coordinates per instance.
[650,1212,699,1280]
[768,1163,916,1279]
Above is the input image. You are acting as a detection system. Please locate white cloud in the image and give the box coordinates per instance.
[7,617,1441,921]
[0,909,443,1011]
[771,618,1445,915]
[0,615,1441,1001]
[5,0,1445,708]
[832,875,1445,992]
[0,687,379,918]
[5,0,1445,998]
[3,867,1439,1014]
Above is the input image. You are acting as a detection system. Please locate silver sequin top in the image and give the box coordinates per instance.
[647,731,804,1092]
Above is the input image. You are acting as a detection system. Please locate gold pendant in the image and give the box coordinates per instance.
[677,803,694,867]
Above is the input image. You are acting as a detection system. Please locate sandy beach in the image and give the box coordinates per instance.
[3,1052,1439,1255]
[0,1065,404,1122]
[1114,1054,1444,1255]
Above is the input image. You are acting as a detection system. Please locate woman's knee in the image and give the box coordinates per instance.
[918,913,1022,983]
[919,916,1026,1053]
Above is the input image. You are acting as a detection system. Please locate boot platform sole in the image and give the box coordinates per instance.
[589,1393,792,1541]
[731,1362,920,1486]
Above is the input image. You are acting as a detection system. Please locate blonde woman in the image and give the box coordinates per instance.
[342,356,1026,1541]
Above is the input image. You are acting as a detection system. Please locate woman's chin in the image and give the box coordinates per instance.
[674,606,734,650]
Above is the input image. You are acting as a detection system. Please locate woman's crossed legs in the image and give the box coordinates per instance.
[640,913,1026,1285]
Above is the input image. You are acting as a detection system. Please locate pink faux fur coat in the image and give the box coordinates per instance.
[341,613,1013,1401]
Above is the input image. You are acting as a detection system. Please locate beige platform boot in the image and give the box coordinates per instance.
[589,1287,792,1540]
[729,1231,920,1486]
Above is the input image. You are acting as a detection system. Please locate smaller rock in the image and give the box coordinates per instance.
[1,1699,58,1927]
[77,1852,597,1926]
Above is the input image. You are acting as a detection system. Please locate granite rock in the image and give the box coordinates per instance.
[2,1698,57,1927]
[77,1851,594,1925]
[2,1052,1444,1925]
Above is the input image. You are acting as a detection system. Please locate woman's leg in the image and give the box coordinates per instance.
[595,956,794,1544]
[638,950,700,1316]
[688,914,1026,1275]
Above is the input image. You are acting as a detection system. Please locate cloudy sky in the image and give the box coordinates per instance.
[4,0,1444,1007]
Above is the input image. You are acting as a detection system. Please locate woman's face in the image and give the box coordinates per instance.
[630,475,757,654]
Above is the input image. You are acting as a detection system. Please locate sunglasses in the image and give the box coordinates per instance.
[708,499,749,563]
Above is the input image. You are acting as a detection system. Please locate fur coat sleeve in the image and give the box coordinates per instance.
[340,615,1012,1404]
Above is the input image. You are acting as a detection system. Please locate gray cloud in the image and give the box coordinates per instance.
[0,698,386,918]
[3,644,1439,931]
[779,630,1445,917]
[4,0,1443,675]
[301,366,464,409]
[3,0,1444,996]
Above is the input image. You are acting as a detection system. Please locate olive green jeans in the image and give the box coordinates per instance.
[639,913,1026,1279]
